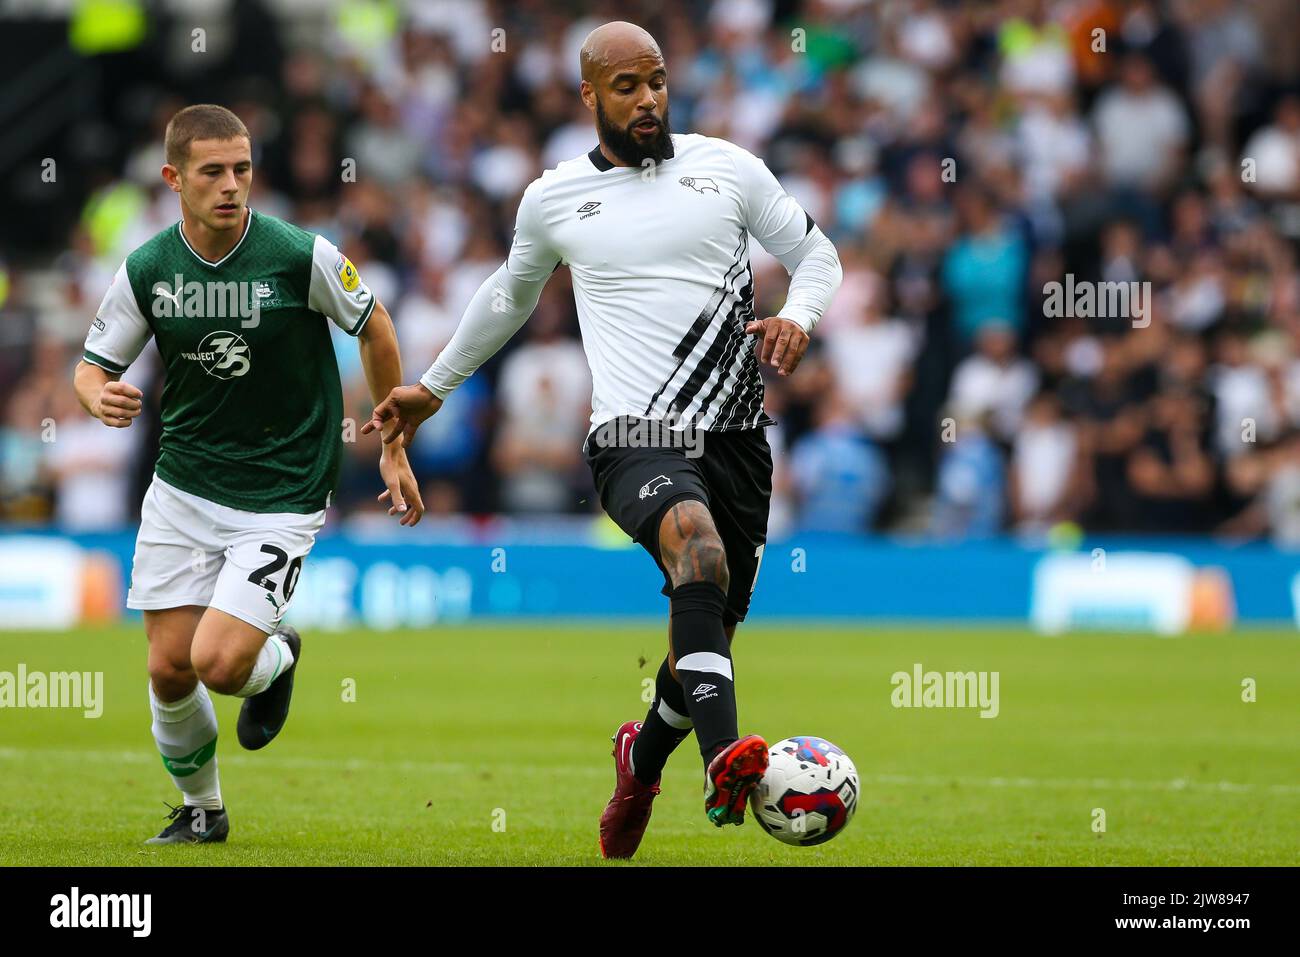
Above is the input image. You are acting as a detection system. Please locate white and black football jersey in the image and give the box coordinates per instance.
[503,133,821,432]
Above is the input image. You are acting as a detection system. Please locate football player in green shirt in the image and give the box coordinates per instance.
[74,104,422,844]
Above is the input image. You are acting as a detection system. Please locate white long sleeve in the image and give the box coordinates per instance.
[419,178,560,400]
[772,226,842,334]
[418,263,548,399]
[728,142,841,334]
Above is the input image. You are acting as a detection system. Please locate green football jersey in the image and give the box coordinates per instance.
[83,208,376,513]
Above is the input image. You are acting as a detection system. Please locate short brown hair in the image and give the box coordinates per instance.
[164,104,250,169]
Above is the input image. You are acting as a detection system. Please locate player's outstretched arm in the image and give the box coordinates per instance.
[364,178,557,449]
[73,360,143,428]
[356,299,425,527]
[362,260,551,449]
[362,382,443,450]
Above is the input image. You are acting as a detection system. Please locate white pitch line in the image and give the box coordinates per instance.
[0,746,485,776]
[1,747,1297,795]
[869,772,1300,796]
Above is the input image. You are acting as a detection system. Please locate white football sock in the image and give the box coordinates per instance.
[149,682,222,811]
[234,632,294,699]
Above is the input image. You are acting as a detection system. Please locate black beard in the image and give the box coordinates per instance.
[596,98,675,167]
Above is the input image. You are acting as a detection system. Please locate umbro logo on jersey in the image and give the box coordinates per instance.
[679,176,720,194]
[692,683,716,696]
[577,201,602,220]
[638,474,673,499]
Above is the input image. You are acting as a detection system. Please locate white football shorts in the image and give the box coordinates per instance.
[127,474,325,634]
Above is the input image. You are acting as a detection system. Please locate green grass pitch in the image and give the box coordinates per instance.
[1,622,1297,866]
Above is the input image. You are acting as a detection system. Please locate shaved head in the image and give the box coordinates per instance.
[580,21,662,83]
[579,21,674,167]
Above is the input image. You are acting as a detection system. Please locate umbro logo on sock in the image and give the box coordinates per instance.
[691,682,718,702]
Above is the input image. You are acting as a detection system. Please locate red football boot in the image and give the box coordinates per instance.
[703,734,768,827]
[598,720,661,859]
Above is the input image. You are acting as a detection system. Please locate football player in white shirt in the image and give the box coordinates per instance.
[365,21,841,858]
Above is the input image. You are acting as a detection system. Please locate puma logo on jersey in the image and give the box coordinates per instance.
[679,176,720,194]
[639,474,673,499]
[153,283,182,307]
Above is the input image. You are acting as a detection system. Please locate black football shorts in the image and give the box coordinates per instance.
[585,416,772,626]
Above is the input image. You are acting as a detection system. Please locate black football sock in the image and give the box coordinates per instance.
[669,581,737,766]
[630,656,693,786]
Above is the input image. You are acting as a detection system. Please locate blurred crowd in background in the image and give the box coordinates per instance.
[3,0,1300,543]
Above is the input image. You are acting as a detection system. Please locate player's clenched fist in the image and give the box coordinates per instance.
[361,383,443,449]
[745,316,810,376]
[94,380,144,428]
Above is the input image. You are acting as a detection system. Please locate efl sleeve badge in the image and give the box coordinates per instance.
[335,255,361,292]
